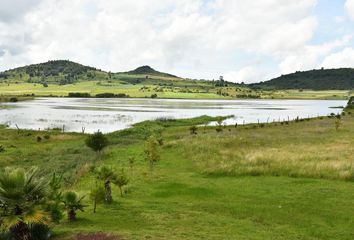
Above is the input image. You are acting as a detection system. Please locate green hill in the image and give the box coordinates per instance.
[0,61,181,85]
[249,68,354,90]
[0,60,107,85]
[123,65,178,78]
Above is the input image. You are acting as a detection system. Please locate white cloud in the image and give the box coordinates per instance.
[321,47,354,69]
[224,67,271,84]
[279,35,353,74]
[4,0,351,83]
[346,0,354,20]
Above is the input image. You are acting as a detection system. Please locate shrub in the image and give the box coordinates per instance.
[37,136,42,142]
[0,145,4,153]
[9,97,18,102]
[151,93,158,98]
[95,93,129,98]
[85,131,108,158]
[144,135,160,173]
[68,92,91,98]
[89,185,105,213]
[189,126,198,135]
[113,170,129,197]
[44,134,50,140]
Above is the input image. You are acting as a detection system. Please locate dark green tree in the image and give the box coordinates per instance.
[85,131,108,159]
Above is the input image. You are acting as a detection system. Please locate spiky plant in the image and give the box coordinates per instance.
[62,191,85,222]
[0,167,48,239]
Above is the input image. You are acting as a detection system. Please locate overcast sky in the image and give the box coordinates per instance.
[0,0,354,83]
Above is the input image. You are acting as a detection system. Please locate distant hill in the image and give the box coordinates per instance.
[249,68,354,90]
[0,61,181,85]
[0,60,106,85]
[123,65,179,78]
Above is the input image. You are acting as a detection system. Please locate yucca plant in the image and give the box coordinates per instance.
[0,167,48,239]
[62,191,85,222]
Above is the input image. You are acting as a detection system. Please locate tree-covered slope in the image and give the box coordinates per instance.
[250,68,354,90]
[0,60,107,85]
[0,61,181,86]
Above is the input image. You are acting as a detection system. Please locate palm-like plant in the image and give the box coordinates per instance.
[93,166,117,203]
[62,191,85,222]
[0,167,48,239]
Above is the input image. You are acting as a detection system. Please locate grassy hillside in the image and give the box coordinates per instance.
[0,61,353,100]
[0,108,353,239]
[250,68,354,90]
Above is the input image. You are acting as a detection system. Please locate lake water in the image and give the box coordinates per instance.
[0,98,346,133]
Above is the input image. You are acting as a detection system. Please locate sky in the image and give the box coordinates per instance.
[0,0,354,83]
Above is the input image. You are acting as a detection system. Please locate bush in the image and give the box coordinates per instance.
[68,92,91,98]
[151,93,158,98]
[189,126,198,135]
[44,134,50,140]
[37,136,42,142]
[85,131,108,156]
[95,93,129,98]
[0,145,5,152]
[9,97,18,102]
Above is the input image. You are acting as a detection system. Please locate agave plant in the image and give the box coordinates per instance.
[0,167,48,239]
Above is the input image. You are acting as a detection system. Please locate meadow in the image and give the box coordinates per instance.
[0,107,353,239]
[0,80,351,100]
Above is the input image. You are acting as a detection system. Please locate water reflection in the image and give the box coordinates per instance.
[0,98,346,133]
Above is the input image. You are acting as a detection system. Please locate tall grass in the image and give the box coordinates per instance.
[177,114,354,181]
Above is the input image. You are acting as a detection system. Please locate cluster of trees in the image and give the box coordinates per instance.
[67,92,130,98]
[250,68,354,90]
[95,93,129,98]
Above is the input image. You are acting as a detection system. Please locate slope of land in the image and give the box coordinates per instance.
[0,61,353,100]
[0,108,353,239]
[122,65,179,78]
[250,68,354,90]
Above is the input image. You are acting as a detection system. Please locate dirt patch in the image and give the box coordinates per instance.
[76,233,121,240]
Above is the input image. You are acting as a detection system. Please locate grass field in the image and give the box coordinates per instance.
[0,108,354,239]
[0,81,351,100]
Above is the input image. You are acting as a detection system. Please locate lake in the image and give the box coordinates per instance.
[0,98,346,133]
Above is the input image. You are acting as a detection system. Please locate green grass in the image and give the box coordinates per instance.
[0,111,354,239]
[0,80,351,100]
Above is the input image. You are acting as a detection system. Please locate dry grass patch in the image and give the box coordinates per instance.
[177,115,354,181]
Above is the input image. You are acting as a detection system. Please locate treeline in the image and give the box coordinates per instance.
[68,92,129,98]
[249,68,354,90]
